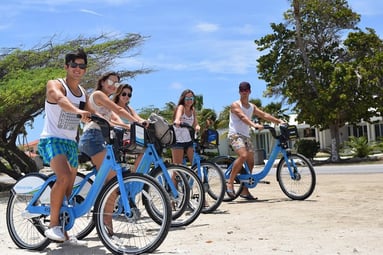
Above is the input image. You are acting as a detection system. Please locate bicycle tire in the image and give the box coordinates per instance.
[93,172,171,255]
[150,164,205,227]
[191,160,225,213]
[276,153,316,200]
[148,165,189,222]
[6,173,51,251]
[210,156,244,201]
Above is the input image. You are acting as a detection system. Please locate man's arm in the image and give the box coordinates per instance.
[231,101,263,129]
[253,105,284,125]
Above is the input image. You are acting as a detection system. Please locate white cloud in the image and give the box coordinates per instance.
[194,22,219,32]
[237,24,256,35]
[80,9,103,16]
[169,82,183,90]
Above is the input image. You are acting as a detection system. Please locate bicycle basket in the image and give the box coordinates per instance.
[110,123,146,155]
[120,123,147,153]
[148,113,176,147]
[200,128,219,149]
[280,125,298,140]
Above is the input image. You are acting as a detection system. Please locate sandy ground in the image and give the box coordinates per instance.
[1,171,382,255]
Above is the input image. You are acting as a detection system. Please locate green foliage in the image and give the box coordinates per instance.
[295,139,320,160]
[0,33,151,178]
[344,136,373,158]
[254,0,383,161]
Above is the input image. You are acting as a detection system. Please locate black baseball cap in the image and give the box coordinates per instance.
[239,81,251,90]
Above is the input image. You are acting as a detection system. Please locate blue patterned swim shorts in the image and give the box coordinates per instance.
[38,137,79,168]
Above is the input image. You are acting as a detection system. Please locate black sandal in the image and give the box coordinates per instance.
[226,182,235,198]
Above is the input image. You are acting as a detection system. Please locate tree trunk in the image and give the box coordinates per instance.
[0,143,38,181]
[329,124,341,162]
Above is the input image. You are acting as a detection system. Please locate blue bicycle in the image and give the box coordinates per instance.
[116,120,205,228]
[181,124,225,213]
[211,124,316,201]
[6,115,172,255]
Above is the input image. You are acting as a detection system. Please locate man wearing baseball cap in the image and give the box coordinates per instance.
[227,81,285,200]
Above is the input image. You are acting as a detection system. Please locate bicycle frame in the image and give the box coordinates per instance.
[187,142,208,183]
[135,143,179,198]
[22,143,135,231]
[225,130,296,189]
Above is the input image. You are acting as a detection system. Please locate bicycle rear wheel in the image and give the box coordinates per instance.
[150,164,205,227]
[192,161,225,213]
[210,156,244,201]
[94,172,171,255]
[276,153,316,200]
[6,173,51,251]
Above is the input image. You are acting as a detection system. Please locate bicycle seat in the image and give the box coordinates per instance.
[78,152,91,164]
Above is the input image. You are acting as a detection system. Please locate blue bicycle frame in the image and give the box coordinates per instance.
[24,143,137,231]
[225,126,297,189]
[134,143,179,198]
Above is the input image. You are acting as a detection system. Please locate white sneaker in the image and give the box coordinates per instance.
[64,236,88,246]
[45,226,65,242]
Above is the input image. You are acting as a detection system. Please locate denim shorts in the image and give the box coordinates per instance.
[38,137,79,168]
[171,141,193,150]
[78,129,106,157]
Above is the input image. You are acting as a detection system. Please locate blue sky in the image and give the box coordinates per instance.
[2,0,383,143]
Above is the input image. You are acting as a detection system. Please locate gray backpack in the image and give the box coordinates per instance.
[148,113,175,146]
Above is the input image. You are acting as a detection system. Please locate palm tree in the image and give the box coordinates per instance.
[262,102,290,123]
[194,94,203,112]
[160,101,176,121]
[198,108,217,130]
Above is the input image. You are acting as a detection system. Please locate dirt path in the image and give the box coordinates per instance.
[1,172,382,254]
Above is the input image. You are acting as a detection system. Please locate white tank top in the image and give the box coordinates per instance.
[40,78,86,141]
[228,101,254,137]
[83,92,113,131]
[174,112,194,143]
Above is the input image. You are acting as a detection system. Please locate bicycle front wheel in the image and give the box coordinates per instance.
[6,173,51,251]
[94,172,171,255]
[192,161,225,213]
[276,153,316,200]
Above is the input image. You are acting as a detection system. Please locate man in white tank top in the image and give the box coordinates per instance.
[227,82,285,200]
[37,49,92,243]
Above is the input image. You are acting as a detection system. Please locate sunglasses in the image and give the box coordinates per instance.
[121,92,132,97]
[69,62,87,70]
[185,96,194,101]
[106,79,121,88]
[239,88,250,92]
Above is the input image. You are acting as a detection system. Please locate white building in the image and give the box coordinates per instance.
[215,114,383,160]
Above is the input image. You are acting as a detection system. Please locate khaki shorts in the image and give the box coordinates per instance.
[228,133,254,152]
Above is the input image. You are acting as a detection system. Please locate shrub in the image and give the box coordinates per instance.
[344,136,373,158]
[295,139,320,160]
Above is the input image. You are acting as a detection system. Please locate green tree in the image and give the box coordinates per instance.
[216,106,231,130]
[0,33,151,180]
[254,0,383,162]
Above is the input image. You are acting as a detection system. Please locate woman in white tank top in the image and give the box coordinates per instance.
[171,89,201,165]
[78,72,143,235]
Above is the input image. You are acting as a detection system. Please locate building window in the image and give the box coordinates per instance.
[348,125,367,137]
[303,128,316,138]
[374,123,383,140]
